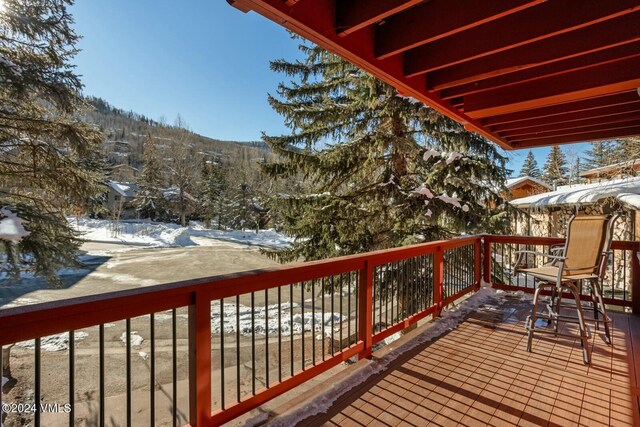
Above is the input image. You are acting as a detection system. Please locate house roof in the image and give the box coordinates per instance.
[510,176,640,209]
[579,158,640,178]
[108,181,139,198]
[230,0,640,150]
[505,176,551,190]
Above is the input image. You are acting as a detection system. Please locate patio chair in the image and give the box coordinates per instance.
[513,214,618,364]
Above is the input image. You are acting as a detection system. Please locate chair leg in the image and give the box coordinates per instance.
[527,285,544,353]
[565,282,591,364]
[590,280,599,331]
[592,279,612,345]
[554,287,563,335]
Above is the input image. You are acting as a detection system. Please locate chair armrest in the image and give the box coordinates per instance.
[513,250,566,261]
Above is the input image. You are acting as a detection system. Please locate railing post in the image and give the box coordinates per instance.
[474,238,482,291]
[483,236,492,285]
[189,289,212,427]
[434,247,444,317]
[632,242,640,315]
[358,260,373,359]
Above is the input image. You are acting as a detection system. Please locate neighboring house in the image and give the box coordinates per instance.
[106,181,139,219]
[509,176,640,241]
[110,164,139,182]
[579,159,640,183]
[504,176,551,201]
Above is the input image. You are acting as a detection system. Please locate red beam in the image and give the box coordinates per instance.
[375,0,544,59]
[427,12,640,91]
[358,261,373,359]
[440,43,640,100]
[336,0,422,37]
[489,101,640,133]
[464,57,640,118]
[482,91,640,126]
[188,291,212,427]
[508,119,640,144]
[498,111,640,139]
[509,126,640,148]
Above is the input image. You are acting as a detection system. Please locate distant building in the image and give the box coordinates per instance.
[109,164,139,182]
[509,176,640,241]
[504,176,552,201]
[579,159,640,183]
[106,181,139,219]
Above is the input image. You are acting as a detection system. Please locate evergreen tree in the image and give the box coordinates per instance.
[262,40,510,263]
[197,160,229,229]
[542,146,568,186]
[613,137,640,162]
[0,0,105,284]
[519,151,541,177]
[583,141,615,171]
[135,133,166,220]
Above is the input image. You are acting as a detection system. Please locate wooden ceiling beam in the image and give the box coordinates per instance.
[404,0,640,77]
[427,12,640,92]
[482,92,640,126]
[336,0,422,37]
[464,57,640,119]
[498,111,640,139]
[375,0,544,59]
[439,43,640,100]
[508,121,640,144]
[490,101,640,133]
[509,126,640,148]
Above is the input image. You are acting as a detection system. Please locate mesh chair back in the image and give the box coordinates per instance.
[563,215,610,276]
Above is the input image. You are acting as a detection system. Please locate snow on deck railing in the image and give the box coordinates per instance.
[0,235,483,427]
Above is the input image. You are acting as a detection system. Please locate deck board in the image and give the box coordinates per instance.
[284,295,640,426]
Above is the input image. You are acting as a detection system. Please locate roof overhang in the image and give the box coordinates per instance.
[229,0,640,150]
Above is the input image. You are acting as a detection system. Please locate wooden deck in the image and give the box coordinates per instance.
[280,294,640,426]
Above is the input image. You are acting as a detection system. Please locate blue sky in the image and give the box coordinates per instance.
[70,0,588,176]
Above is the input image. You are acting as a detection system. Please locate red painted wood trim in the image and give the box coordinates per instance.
[440,43,640,100]
[434,248,444,317]
[375,0,544,59]
[490,101,640,133]
[632,242,640,315]
[336,0,422,37]
[188,291,212,427]
[474,239,482,290]
[511,126,640,149]
[483,91,640,127]
[464,57,640,118]
[372,305,438,345]
[358,261,373,359]
[404,0,640,76]
[483,236,492,285]
[207,343,363,426]
[427,12,640,91]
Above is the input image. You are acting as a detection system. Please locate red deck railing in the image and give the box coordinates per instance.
[0,234,637,426]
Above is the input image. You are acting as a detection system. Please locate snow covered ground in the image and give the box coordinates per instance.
[69,217,293,249]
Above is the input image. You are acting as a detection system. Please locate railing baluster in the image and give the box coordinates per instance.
[347,272,351,346]
[339,274,343,350]
[236,294,240,402]
[69,330,75,426]
[99,324,105,427]
[251,292,256,395]
[301,281,305,370]
[35,337,41,427]
[290,284,294,376]
[321,278,325,361]
[330,276,335,356]
[172,309,177,427]
[265,289,269,387]
[311,279,316,365]
[632,242,640,314]
[150,314,155,426]
[126,319,131,427]
[220,299,225,409]
[358,260,373,359]
[278,287,282,380]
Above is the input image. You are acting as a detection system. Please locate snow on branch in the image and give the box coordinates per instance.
[0,207,30,243]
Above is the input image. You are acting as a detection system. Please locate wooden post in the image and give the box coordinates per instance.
[358,261,373,359]
[632,242,640,315]
[474,238,482,290]
[434,248,444,317]
[483,236,492,285]
[188,289,212,427]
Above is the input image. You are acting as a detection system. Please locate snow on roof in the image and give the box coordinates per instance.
[505,176,551,190]
[579,158,640,177]
[108,181,139,198]
[510,176,640,209]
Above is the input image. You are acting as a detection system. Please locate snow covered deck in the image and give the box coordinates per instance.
[268,294,640,427]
